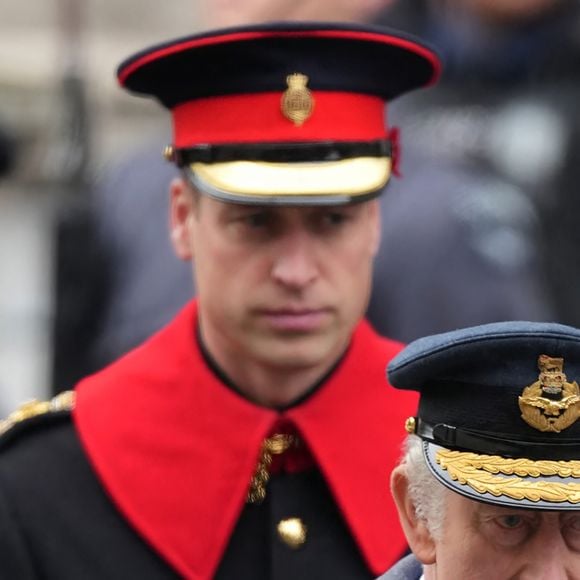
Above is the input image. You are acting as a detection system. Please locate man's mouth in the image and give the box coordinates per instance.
[257,308,331,332]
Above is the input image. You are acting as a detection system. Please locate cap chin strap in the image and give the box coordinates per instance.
[415,418,580,460]
[172,139,392,166]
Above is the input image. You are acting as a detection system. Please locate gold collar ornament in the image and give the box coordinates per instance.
[246,433,298,504]
[519,354,580,433]
[281,73,314,126]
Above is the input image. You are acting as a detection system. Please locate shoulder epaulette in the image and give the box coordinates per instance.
[0,391,75,446]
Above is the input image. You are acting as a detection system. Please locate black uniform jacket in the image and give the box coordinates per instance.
[0,301,416,579]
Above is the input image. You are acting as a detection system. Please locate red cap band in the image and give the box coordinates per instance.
[172,91,388,147]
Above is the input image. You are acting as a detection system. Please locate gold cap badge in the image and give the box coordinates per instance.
[519,355,580,432]
[281,73,314,126]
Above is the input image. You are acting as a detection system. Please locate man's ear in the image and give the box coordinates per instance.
[390,465,437,565]
[169,177,196,260]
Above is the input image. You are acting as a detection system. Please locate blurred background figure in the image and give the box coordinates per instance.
[0,123,18,416]
[370,0,580,338]
[0,0,200,409]
[0,126,16,180]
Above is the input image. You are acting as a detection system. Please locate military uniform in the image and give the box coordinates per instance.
[0,301,416,578]
[381,320,580,577]
[0,22,440,580]
[377,553,422,580]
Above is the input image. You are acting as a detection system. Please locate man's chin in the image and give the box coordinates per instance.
[255,335,345,371]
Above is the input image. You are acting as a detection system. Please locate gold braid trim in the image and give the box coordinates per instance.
[436,449,580,503]
[246,434,297,504]
[0,391,75,437]
[437,450,580,478]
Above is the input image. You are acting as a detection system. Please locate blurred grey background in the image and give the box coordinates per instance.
[0,0,203,411]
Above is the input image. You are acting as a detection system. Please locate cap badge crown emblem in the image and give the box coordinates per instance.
[281,73,314,126]
[519,354,580,432]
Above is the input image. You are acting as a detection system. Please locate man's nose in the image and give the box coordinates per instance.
[521,529,571,580]
[271,230,319,289]
[522,559,569,580]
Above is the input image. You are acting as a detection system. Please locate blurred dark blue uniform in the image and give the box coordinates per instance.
[371,0,580,339]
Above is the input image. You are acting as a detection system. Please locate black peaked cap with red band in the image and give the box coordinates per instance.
[118,21,441,205]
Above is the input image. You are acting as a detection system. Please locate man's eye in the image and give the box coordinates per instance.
[242,213,269,227]
[484,514,539,548]
[563,515,580,552]
[563,514,580,532]
[496,514,525,530]
[322,211,348,226]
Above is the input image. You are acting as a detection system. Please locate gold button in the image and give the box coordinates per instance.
[405,416,417,434]
[277,517,307,549]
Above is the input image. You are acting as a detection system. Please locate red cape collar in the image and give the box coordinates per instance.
[74,300,417,579]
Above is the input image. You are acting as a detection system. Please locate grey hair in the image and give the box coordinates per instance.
[399,434,447,540]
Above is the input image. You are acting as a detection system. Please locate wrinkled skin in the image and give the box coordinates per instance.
[392,464,580,580]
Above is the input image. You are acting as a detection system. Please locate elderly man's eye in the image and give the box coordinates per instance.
[563,514,580,533]
[482,513,535,547]
[563,515,580,552]
[496,514,525,529]
[570,517,580,531]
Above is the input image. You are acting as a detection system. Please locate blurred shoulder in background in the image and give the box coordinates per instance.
[370,0,580,340]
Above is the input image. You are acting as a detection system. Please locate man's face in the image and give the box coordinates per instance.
[430,491,580,579]
[171,180,380,380]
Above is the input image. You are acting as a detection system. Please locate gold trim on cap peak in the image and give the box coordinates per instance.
[436,449,580,503]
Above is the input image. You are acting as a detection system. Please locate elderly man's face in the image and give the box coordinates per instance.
[428,491,580,579]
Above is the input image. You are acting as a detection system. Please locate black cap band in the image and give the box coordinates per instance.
[174,139,392,166]
[416,418,580,461]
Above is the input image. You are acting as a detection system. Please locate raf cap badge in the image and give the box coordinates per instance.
[519,354,580,433]
[281,73,314,126]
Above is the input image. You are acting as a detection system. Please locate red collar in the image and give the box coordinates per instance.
[74,300,416,579]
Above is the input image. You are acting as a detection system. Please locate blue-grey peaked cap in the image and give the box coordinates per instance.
[390,320,580,382]
[387,321,580,510]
